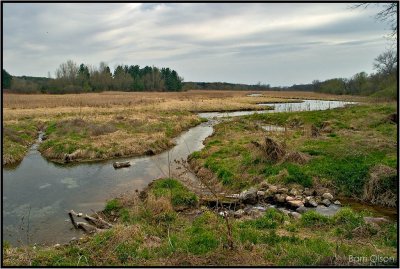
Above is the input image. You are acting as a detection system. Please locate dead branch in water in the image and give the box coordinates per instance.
[68,210,112,234]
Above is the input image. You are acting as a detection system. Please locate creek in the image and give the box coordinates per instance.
[3,99,357,246]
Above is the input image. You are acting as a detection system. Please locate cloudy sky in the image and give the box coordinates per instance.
[3,3,392,86]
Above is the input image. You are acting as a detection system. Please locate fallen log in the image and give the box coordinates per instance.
[84,214,113,229]
[68,210,110,234]
[113,161,131,169]
[76,222,98,234]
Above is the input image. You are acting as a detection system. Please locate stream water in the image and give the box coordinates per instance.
[3,99,357,246]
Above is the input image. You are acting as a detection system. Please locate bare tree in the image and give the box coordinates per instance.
[352,3,397,39]
[55,60,79,80]
[373,49,398,75]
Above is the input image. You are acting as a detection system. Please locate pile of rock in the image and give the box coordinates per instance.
[230,183,341,213]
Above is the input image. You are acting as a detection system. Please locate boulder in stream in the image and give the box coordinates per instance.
[322,192,334,201]
[321,199,331,207]
[239,187,258,204]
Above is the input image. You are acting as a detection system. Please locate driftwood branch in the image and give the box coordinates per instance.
[68,210,111,234]
[84,214,113,229]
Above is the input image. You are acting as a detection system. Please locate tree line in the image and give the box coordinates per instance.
[287,49,397,99]
[183,49,397,100]
[2,49,396,99]
[183,81,272,91]
[3,60,184,93]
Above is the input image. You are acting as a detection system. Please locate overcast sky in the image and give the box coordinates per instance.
[3,3,392,86]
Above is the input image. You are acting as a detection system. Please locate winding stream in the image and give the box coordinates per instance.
[3,99,356,246]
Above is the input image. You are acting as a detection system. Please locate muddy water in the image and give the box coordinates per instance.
[3,100,356,246]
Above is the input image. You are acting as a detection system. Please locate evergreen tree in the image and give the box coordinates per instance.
[2,69,12,89]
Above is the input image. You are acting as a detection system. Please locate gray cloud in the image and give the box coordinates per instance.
[3,3,391,85]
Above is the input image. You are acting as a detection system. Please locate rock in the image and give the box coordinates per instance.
[296,206,310,214]
[218,211,229,217]
[268,185,278,193]
[304,196,318,207]
[363,217,389,225]
[70,237,77,243]
[54,243,61,248]
[278,208,291,216]
[77,213,83,217]
[333,200,341,206]
[253,206,267,212]
[290,212,301,219]
[234,209,245,218]
[321,199,331,207]
[303,188,315,196]
[306,199,318,207]
[289,188,298,196]
[277,187,288,194]
[243,206,253,213]
[322,193,334,200]
[259,181,270,190]
[257,191,265,197]
[275,194,287,203]
[285,196,295,202]
[239,187,258,204]
[288,200,304,208]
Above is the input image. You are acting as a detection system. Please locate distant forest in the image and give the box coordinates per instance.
[2,49,397,99]
[3,60,184,94]
[185,49,397,99]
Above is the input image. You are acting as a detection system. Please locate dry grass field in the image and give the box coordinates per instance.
[2,90,366,166]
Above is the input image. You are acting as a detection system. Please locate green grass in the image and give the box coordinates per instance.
[3,120,39,166]
[151,178,198,207]
[36,111,203,163]
[238,208,286,230]
[104,199,123,214]
[3,187,397,266]
[190,103,397,199]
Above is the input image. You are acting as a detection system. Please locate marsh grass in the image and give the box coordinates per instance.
[2,90,366,165]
